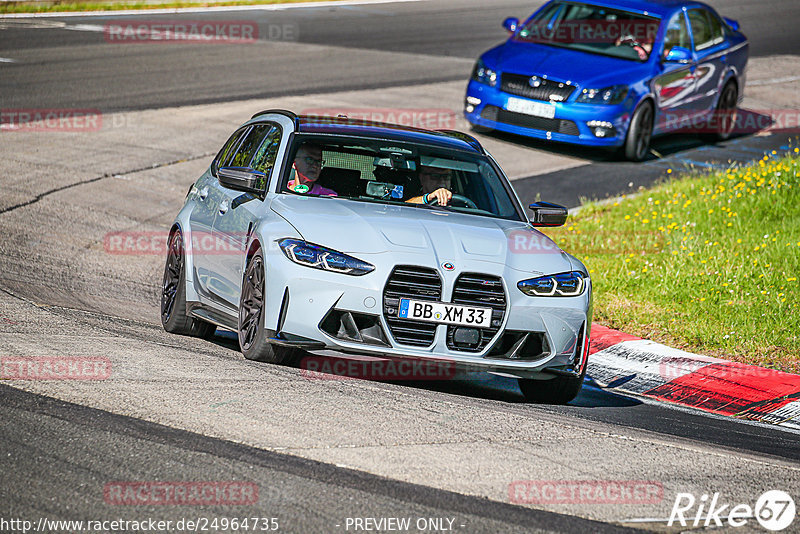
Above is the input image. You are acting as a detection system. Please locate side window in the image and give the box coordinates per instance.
[228,124,272,168]
[706,11,724,45]
[215,127,249,171]
[663,12,690,55]
[250,125,282,175]
[688,9,721,51]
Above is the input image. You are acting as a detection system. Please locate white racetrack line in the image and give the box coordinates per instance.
[0,0,426,18]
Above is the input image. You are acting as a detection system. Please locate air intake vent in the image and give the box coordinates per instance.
[500,73,576,102]
[447,273,506,352]
[481,106,579,136]
[383,266,442,347]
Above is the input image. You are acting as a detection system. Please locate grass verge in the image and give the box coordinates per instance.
[544,149,800,374]
[1,0,340,14]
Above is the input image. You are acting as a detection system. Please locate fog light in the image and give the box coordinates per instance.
[587,120,616,138]
[465,96,481,114]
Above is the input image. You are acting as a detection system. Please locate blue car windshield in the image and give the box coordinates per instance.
[515,1,661,62]
[282,137,525,222]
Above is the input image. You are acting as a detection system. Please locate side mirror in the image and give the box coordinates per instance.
[502,17,519,33]
[528,201,568,227]
[663,46,692,63]
[723,17,740,32]
[218,167,266,193]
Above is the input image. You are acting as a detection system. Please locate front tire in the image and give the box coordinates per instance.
[238,249,297,364]
[623,100,654,162]
[518,365,587,405]
[161,230,215,337]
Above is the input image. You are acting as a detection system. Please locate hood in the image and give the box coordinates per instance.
[270,195,574,276]
[484,41,651,90]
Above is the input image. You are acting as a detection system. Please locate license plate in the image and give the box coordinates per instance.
[398,299,492,328]
[506,97,556,119]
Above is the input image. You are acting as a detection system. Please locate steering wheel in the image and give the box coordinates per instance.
[428,194,479,209]
[617,34,648,60]
[617,34,643,49]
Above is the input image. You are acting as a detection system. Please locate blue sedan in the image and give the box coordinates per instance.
[464,0,748,161]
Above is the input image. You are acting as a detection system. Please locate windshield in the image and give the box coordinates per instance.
[281,136,524,221]
[515,1,660,62]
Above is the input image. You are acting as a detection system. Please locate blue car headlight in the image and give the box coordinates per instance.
[518,272,586,297]
[575,85,628,105]
[471,59,498,87]
[278,239,374,276]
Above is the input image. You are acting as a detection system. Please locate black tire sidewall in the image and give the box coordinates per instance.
[238,250,294,364]
[161,232,186,331]
[624,100,654,162]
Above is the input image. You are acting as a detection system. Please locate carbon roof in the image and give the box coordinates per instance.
[294,115,484,154]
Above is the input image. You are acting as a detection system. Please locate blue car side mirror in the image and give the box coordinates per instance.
[503,17,519,33]
[723,17,740,32]
[663,46,692,63]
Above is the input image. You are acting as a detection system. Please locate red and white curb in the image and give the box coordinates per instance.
[587,324,800,430]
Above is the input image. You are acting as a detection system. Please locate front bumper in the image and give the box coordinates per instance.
[264,249,592,380]
[464,80,631,148]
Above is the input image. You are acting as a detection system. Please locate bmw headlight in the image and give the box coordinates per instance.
[575,85,628,105]
[518,272,586,297]
[278,239,374,276]
[471,59,498,87]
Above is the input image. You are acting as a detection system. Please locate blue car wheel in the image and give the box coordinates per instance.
[624,100,654,162]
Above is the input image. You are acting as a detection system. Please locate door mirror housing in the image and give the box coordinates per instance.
[528,201,568,227]
[723,17,740,32]
[217,167,267,194]
[663,46,692,63]
[503,17,519,33]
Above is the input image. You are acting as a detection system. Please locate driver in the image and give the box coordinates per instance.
[407,165,453,206]
[615,34,653,61]
[288,143,337,196]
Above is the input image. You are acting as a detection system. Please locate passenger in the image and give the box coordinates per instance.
[407,165,453,206]
[288,143,337,196]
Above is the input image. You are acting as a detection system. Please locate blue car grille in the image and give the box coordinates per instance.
[446,273,506,353]
[481,106,579,136]
[383,266,442,347]
[500,73,577,102]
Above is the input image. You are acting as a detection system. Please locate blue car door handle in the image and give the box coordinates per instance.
[198,186,209,201]
[219,201,229,216]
